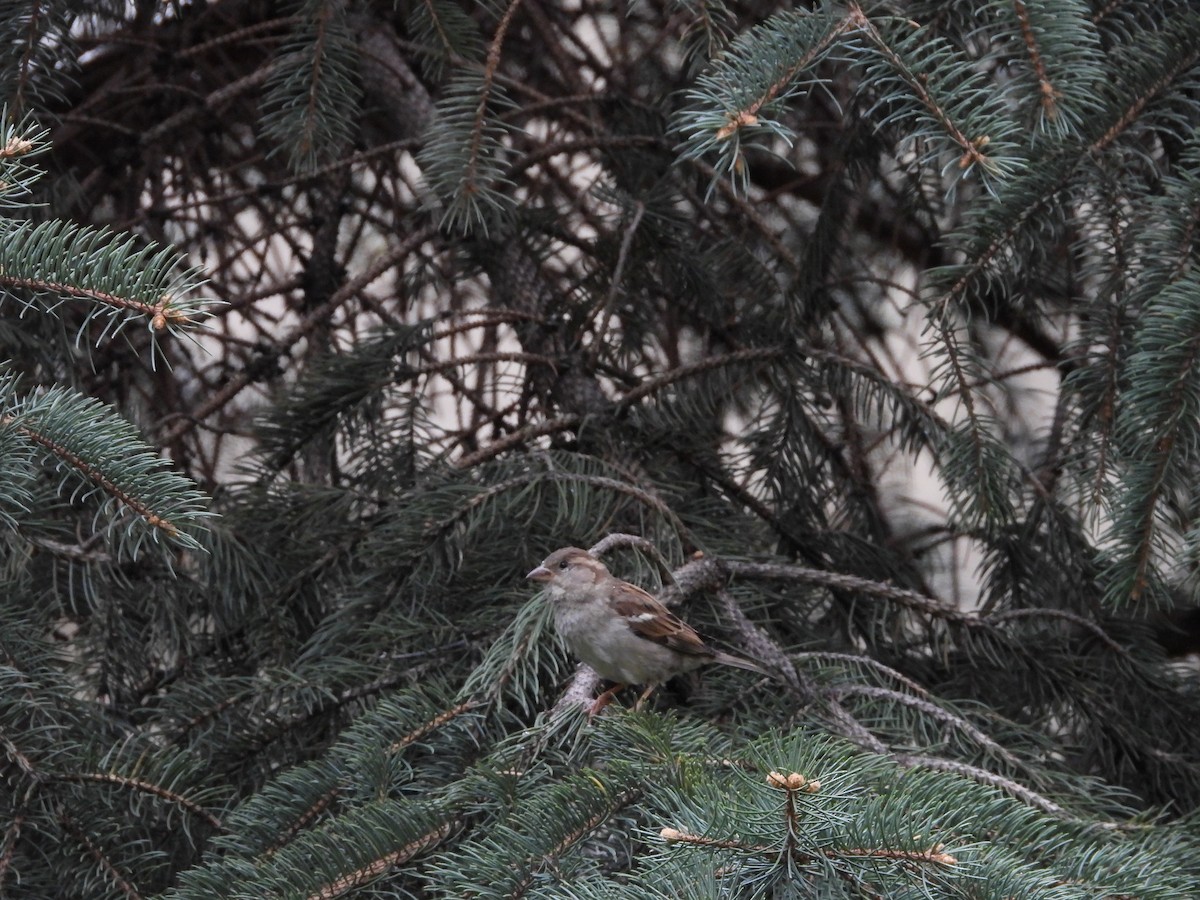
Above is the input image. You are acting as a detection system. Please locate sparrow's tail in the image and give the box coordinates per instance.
[712,650,767,675]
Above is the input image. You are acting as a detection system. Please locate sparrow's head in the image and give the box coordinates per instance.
[526,547,609,590]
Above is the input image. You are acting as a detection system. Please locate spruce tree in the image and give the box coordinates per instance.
[2,0,1200,896]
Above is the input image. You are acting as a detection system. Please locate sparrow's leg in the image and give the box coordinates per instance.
[633,684,657,711]
[589,683,625,718]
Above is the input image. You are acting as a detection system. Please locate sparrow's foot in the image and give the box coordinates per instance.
[589,683,625,719]
[633,684,657,712]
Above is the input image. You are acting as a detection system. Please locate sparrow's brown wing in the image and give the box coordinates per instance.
[610,581,716,660]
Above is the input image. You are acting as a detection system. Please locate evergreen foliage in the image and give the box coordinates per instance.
[2,0,1200,897]
[260,0,365,174]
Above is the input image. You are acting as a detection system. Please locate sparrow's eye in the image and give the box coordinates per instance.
[558,560,569,570]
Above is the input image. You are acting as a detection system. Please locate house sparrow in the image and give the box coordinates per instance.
[526,547,765,715]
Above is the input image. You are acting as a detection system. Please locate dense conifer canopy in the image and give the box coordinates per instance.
[2,0,1200,896]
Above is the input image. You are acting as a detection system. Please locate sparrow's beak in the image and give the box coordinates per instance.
[526,565,553,583]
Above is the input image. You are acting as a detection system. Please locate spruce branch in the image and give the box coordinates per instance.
[1010,0,1061,123]
[926,319,1018,529]
[715,587,801,690]
[0,220,209,336]
[836,684,1023,770]
[793,652,931,698]
[551,664,602,717]
[853,6,1024,185]
[460,587,558,713]
[0,275,192,330]
[673,7,852,192]
[405,0,484,80]
[50,772,224,831]
[6,416,178,538]
[260,0,363,174]
[896,754,1065,818]
[428,308,546,342]
[585,198,645,370]
[306,821,454,900]
[0,811,23,888]
[504,785,643,898]
[1,384,211,550]
[1104,275,1200,606]
[615,347,782,410]
[423,471,689,559]
[1090,31,1200,152]
[0,732,41,782]
[57,813,142,900]
[263,785,343,857]
[173,688,258,742]
[725,559,973,623]
[987,609,1127,656]
[177,15,302,60]
[588,531,678,583]
[661,829,958,868]
[139,67,274,147]
[407,350,557,379]
[837,844,958,866]
[416,0,526,232]
[933,165,1072,316]
[0,117,49,207]
[386,699,478,754]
